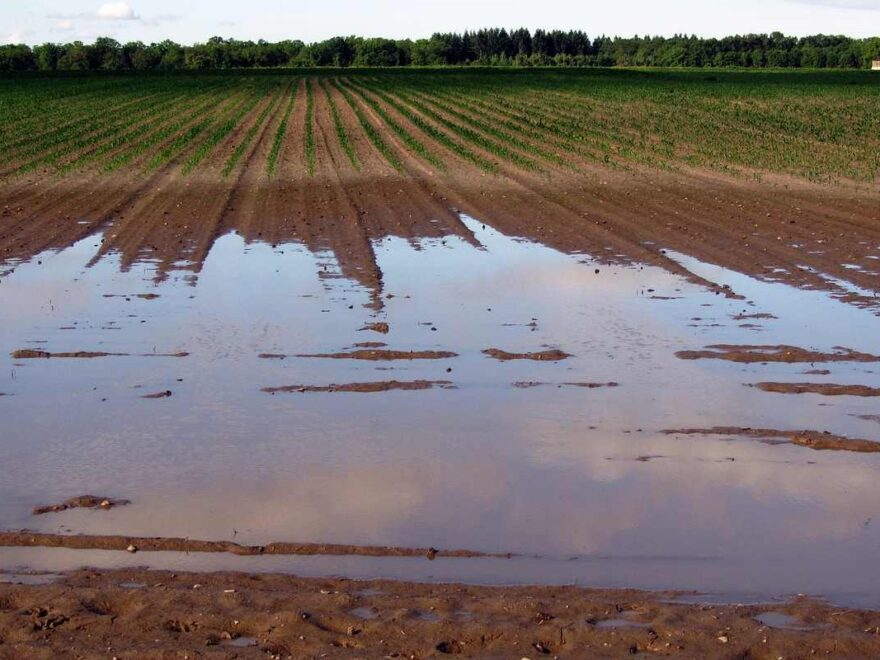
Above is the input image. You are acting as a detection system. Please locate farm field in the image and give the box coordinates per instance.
[3,68,880,657]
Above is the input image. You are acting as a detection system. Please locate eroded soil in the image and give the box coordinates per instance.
[1,568,879,659]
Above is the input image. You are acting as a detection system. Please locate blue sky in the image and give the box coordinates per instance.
[3,0,879,45]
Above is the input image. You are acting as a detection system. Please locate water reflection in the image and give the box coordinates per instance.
[1,216,880,603]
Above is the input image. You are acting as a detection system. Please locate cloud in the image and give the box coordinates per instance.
[4,28,29,44]
[95,2,138,20]
[53,19,75,32]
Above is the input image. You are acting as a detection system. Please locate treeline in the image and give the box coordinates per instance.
[2,30,879,71]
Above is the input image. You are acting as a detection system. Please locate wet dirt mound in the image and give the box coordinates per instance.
[295,349,458,361]
[12,349,189,359]
[482,348,572,361]
[675,344,880,364]
[664,427,880,453]
[359,322,389,334]
[754,382,880,397]
[12,350,126,359]
[32,495,131,515]
[262,380,455,394]
[0,531,492,558]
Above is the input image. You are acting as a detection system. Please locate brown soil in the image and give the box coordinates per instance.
[754,382,880,397]
[5,83,880,310]
[2,568,879,659]
[294,349,458,360]
[352,341,387,348]
[0,532,492,559]
[31,496,130,516]
[676,344,880,364]
[262,380,455,394]
[665,426,880,453]
[482,348,572,361]
[358,322,390,334]
[11,350,189,359]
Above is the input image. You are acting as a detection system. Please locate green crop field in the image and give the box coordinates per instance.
[1,68,878,184]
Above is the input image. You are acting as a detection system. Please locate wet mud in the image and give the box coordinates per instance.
[261,380,455,394]
[2,568,879,659]
[10,349,189,359]
[0,532,492,559]
[665,427,880,453]
[754,382,880,397]
[676,344,880,364]
[482,348,572,361]
[292,349,458,360]
[32,496,130,516]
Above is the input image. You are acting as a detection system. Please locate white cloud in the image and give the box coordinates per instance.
[4,28,28,44]
[53,19,75,32]
[96,2,138,20]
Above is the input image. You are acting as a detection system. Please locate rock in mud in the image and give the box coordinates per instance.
[33,495,131,515]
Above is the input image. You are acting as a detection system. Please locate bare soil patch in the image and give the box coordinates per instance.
[676,344,880,364]
[754,382,880,397]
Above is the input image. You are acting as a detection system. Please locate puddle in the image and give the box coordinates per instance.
[2,216,880,606]
[0,572,63,586]
[223,636,258,647]
[119,581,146,589]
[349,606,379,620]
[754,612,816,631]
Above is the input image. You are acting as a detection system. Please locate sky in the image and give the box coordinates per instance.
[2,0,879,46]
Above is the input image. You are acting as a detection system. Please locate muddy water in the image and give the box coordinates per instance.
[2,216,880,606]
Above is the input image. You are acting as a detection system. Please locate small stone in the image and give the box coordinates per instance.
[126,544,137,553]
[717,635,729,643]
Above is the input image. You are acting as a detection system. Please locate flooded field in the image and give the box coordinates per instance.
[2,213,880,607]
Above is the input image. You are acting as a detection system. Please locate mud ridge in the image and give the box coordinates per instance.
[0,531,499,559]
[483,348,572,361]
[262,380,455,394]
[754,382,880,397]
[676,344,880,364]
[11,349,189,359]
[293,349,458,361]
[32,496,131,516]
[664,426,880,453]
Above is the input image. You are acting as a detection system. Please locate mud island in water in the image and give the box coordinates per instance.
[2,65,880,657]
